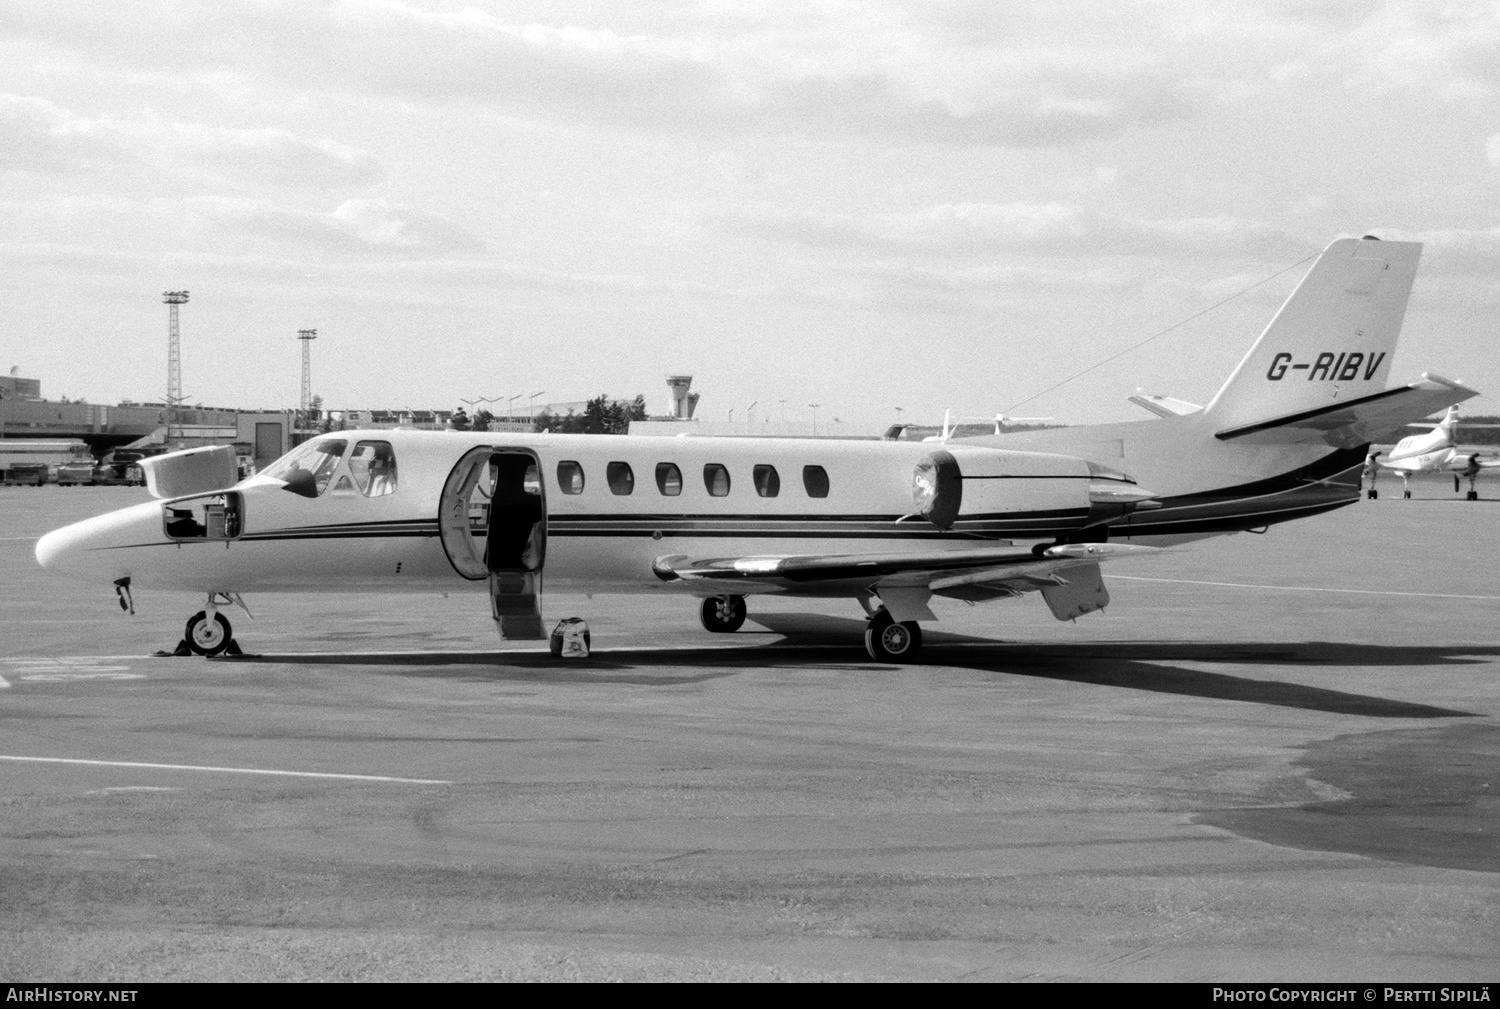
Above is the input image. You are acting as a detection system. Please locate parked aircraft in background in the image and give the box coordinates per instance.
[1364,406,1499,499]
[35,237,1478,662]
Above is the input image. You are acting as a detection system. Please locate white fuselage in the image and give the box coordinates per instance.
[1381,421,1461,472]
[34,431,1094,595]
[34,422,1366,599]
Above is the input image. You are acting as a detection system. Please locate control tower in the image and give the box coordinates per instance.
[665,374,697,420]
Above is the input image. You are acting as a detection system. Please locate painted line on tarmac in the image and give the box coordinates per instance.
[0,755,451,785]
[5,655,145,662]
[224,641,801,658]
[1114,575,1500,601]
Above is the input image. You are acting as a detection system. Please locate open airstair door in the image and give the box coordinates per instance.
[438,446,547,640]
[487,450,547,639]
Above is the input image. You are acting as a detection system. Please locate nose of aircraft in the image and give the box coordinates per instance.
[35,501,162,583]
[34,525,73,573]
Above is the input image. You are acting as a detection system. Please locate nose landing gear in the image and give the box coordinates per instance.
[158,593,250,657]
[185,610,234,656]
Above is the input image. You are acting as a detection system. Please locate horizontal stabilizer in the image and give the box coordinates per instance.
[1214,374,1479,447]
[1129,391,1203,419]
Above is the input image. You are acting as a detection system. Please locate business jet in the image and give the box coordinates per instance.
[35,237,1478,662]
[1365,406,1499,500]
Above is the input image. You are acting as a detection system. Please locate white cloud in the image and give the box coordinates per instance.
[189,196,486,255]
[0,1,1199,147]
[0,93,386,190]
[713,202,1315,260]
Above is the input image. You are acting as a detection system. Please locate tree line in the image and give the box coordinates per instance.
[450,394,650,435]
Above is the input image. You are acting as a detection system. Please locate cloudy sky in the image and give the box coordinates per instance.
[1,0,1495,429]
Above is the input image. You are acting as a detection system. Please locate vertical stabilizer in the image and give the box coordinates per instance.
[1437,405,1459,438]
[1203,237,1422,429]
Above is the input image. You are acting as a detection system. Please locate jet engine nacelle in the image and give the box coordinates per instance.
[910,446,1157,532]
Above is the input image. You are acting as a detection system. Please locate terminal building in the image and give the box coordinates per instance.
[1,374,294,475]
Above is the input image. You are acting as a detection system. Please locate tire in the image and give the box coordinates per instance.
[185,611,233,657]
[699,595,747,633]
[864,609,923,662]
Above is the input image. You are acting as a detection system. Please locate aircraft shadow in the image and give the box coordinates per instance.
[216,649,742,688]
[217,610,1487,718]
[747,613,1485,718]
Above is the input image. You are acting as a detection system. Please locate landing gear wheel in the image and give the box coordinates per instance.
[864,609,923,662]
[700,595,747,633]
[1468,490,1479,501]
[1367,489,1378,499]
[185,611,233,656]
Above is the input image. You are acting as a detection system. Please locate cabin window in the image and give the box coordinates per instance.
[803,465,830,498]
[655,462,682,496]
[607,461,635,495]
[704,463,731,497]
[348,440,397,497]
[261,438,347,498]
[753,465,780,498]
[557,461,585,495]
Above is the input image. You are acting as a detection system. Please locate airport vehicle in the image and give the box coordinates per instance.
[4,461,49,486]
[57,460,100,486]
[1365,406,1499,499]
[34,237,1478,661]
[95,451,148,487]
[0,439,88,482]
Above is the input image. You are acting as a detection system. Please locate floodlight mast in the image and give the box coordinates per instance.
[162,291,189,445]
[297,329,317,430]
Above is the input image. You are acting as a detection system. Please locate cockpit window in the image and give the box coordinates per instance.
[348,440,397,497]
[261,438,348,498]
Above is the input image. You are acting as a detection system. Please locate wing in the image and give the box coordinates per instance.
[652,542,1161,622]
[1445,453,1500,471]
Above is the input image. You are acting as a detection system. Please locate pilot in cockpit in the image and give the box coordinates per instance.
[365,444,397,497]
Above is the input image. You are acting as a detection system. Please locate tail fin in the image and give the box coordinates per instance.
[1203,237,1422,430]
[1437,405,1459,439]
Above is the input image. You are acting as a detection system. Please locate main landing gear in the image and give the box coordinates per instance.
[863,607,923,663]
[699,595,747,633]
[694,593,925,663]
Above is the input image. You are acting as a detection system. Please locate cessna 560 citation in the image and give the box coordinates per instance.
[35,237,1478,661]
